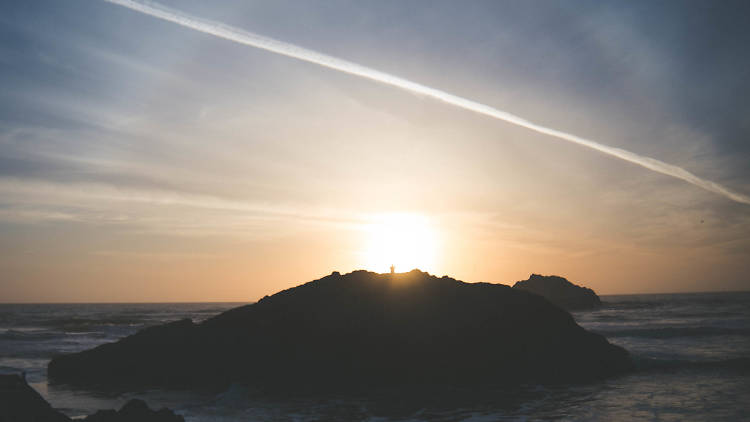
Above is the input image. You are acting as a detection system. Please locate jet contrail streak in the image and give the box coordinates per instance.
[103,0,750,205]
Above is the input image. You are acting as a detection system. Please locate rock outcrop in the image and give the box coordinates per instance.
[0,374,183,422]
[49,270,631,391]
[512,274,602,310]
[0,374,70,422]
[83,399,184,422]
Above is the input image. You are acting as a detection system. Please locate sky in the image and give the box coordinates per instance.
[1,0,749,302]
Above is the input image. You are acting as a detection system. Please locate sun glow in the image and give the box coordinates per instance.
[361,213,439,273]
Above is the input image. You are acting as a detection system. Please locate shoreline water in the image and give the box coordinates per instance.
[2,292,749,420]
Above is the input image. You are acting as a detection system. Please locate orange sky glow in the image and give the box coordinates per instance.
[2,1,749,302]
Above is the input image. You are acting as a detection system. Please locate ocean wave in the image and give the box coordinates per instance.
[594,326,750,339]
[49,317,147,331]
[635,356,750,373]
[584,313,638,321]
[0,365,24,374]
[0,329,61,341]
[602,301,667,311]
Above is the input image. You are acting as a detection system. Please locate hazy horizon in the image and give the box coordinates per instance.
[2,268,750,304]
[2,0,750,302]
[3,279,750,305]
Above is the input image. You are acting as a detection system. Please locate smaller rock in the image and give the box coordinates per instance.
[512,274,602,310]
[0,374,183,422]
[82,410,117,422]
[0,374,71,422]
[84,399,184,422]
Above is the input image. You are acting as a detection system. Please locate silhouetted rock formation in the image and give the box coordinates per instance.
[84,399,184,422]
[0,374,183,422]
[0,374,70,422]
[513,274,602,310]
[49,270,631,391]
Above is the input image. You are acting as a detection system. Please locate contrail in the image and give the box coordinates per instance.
[103,0,750,205]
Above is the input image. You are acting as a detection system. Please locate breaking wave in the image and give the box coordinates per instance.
[595,326,750,339]
[635,356,750,373]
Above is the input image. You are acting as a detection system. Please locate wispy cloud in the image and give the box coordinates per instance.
[0,178,366,235]
[103,0,750,205]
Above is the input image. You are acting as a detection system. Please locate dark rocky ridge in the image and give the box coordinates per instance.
[49,270,631,391]
[0,374,70,422]
[0,374,182,422]
[83,399,184,422]
[513,274,602,310]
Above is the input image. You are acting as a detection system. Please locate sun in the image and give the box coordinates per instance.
[361,213,438,274]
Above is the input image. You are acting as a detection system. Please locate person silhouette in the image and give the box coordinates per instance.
[390,264,395,274]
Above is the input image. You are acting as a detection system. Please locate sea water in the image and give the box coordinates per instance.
[1,292,748,421]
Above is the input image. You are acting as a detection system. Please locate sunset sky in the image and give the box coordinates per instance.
[2,0,749,302]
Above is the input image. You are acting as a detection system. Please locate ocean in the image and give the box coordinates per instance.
[1,292,748,421]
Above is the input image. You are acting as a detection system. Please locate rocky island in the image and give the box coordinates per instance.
[513,274,602,310]
[49,270,631,391]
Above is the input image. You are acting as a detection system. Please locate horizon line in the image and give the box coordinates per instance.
[4,288,748,305]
